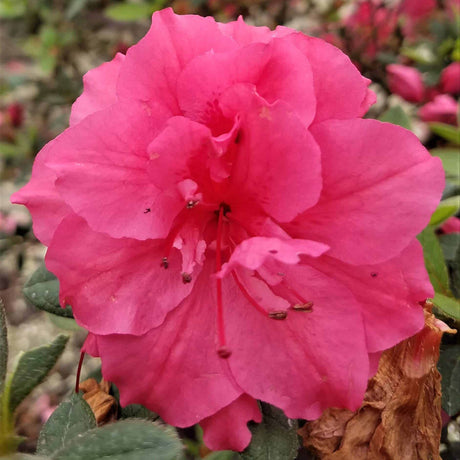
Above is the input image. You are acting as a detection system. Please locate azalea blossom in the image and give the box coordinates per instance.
[12,9,444,451]
[419,94,459,125]
[441,62,460,95]
[386,64,425,103]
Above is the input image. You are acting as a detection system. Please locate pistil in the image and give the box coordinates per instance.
[215,205,231,359]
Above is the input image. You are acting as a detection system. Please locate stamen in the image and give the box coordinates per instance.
[160,257,169,269]
[231,271,268,317]
[75,351,85,394]
[182,272,192,283]
[216,205,231,359]
[268,311,288,319]
[161,205,197,267]
[293,301,314,312]
[186,200,199,209]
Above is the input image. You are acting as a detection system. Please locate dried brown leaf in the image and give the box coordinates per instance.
[79,378,117,425]
[300,304,456,460]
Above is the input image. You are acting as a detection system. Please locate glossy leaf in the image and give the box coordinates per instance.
[439,233,460,298]
[379,106,412,130]
[50,419,182,459]
[438,345,460,416]
[8,334,69,413]
[418,227,453,297]
[431,148,460,185]
[429,123,460,145]
[37,393,96,456]
[432,293,460,320]
[240,403,299,460]
[23,265,73,318]
[429,196,460,226]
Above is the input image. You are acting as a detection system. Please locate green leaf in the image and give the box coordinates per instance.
[120,404,158,420]
[379,106,412,130]
[8,334,69,413]
[429,196,460,226]
[240,403,299,460]
[37,393,96,456]
[439,233,460,298]
[432,293,460,320]
[438,345,460,416]
[105,2,154,22]
[0,300,7,394]
[429,123,460,145]
[418,227,453,297]
[0,0,26,18]
[50,419,182,459]
[206,452,239,460]
[431,148,460,185]
[23,265,73,318]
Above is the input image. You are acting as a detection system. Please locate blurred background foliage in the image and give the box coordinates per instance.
[0,1,459,458]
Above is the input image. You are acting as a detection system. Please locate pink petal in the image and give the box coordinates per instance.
[441,62,460,95]
[387,64,425,103]
[10,141,71,245]
[218,16,274,45]
[95,260,241,426]
[289,119,444,265]
[177,38,316,128]
[117,8,235,114]
[281,33,374,122]
[218,236,328,278]
[47,101,174,240]
[200,394,261,452]
[45,215,197,335]
[306,240,429,353]
[441,216,460,234]
[224,263,369,419]
[229,101,322,222]
[70,53,125,126]
[419,94,459,125]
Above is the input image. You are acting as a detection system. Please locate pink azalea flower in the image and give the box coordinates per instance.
[400,0,436,20]
[387,64,425,103]
[11,9,444,451]
[441,62,460,95]
[441,216,460,234]
[419,94,459,125]
[344,1,398,58]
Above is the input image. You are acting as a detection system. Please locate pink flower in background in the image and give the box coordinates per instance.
[11,9,444,451]
[387,64,425,103]
[441,62,460,95]
[441,217,460,234]
[400,0,436,20]
[345,1,398,58]
[419,94,459,125]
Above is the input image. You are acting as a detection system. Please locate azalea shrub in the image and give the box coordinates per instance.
[1,1,459,459]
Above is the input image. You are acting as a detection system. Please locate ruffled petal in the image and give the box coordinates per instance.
[70,53,125,126]
[224,263,369,419]
[306,240,429,352]
[200,394,261,452]
[281,33,374,122]
[46,101,173,240]
[218,236,328,277]
[94,260,241,426]
[288,119,444,265]
[10,141,71,246]
[45,215,198,335]
[229,101,322,222]
[178,38,316,127]
[117,8,235,113]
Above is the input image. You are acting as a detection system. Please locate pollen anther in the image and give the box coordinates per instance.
[268,311,288,320]
[161,257,169,269]
[293,301,314,311]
